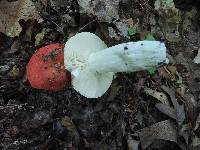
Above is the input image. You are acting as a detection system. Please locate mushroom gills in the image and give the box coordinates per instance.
[72,68,114,98]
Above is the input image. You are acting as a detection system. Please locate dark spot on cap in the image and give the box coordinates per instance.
[158,60,166,66]
[124,46,128,50]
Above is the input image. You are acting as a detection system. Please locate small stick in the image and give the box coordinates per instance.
[78,19,98,33]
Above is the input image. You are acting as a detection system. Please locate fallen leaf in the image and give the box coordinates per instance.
[193,48,200,64]
[192,136,200,146]
[139,30,149,40]
[158,66,177,81]
[49,0,70,11]
[175,104,185,125]
[78,0,120,23]
[113,19,129,38]
[179,124,190,144]
[127,135,139,150]
[35,0,48,9]
[35,31,45,46]
[9,39,21,54]
[127,18,134,27]
[139,120,177,149]
[108,27,120,40]
[0,0,42,37]
[135,111,143,126]
[182,93,197,124]
[7,65,20,77]
[154,0,177,11]
[161,85,185,125]
[144,87,170,106]
[29,110,51,128]
[0,65,10,73]
[154,0,181,42]
[155,103,177,120]
[53,116,80,145]
[194,113,200,131]
[174,53,190,71]
[22,20,35,42]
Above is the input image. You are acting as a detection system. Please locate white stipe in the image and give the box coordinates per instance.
[88,41,167,74]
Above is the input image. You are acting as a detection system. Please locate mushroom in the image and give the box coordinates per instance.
[64,32,168,98]
[27,43,68,91]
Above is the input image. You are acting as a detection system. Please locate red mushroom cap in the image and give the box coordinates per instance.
[27,43,67,91]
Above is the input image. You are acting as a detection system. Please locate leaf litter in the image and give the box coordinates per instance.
[0,0,44,37]
[138,120,177,149]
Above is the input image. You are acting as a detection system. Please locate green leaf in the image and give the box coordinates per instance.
[128,26,138,36]
[145,33,156,41]
[147,68,156,75]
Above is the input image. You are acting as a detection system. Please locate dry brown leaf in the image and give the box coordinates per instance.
[155,103,177,120]
[192,136,200,146]
[144,87,170,106]
[139,120,177,149]
[158,66,177,81]
[39,0,48,7]
[161,85,186,125]
[0,0,42,37]
[78,0,120,23]
[127,135,139,150]
[194,113,200,131]
[7,65,20,77]
[35,31,45,46]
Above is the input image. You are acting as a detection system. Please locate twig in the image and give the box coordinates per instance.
[78,19,98,33]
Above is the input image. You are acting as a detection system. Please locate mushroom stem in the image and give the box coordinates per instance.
[88,41,168,74]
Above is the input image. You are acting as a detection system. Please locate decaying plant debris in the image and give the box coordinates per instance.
[1,0,200,149]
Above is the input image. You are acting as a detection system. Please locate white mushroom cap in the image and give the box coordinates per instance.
[64,32,114,98]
